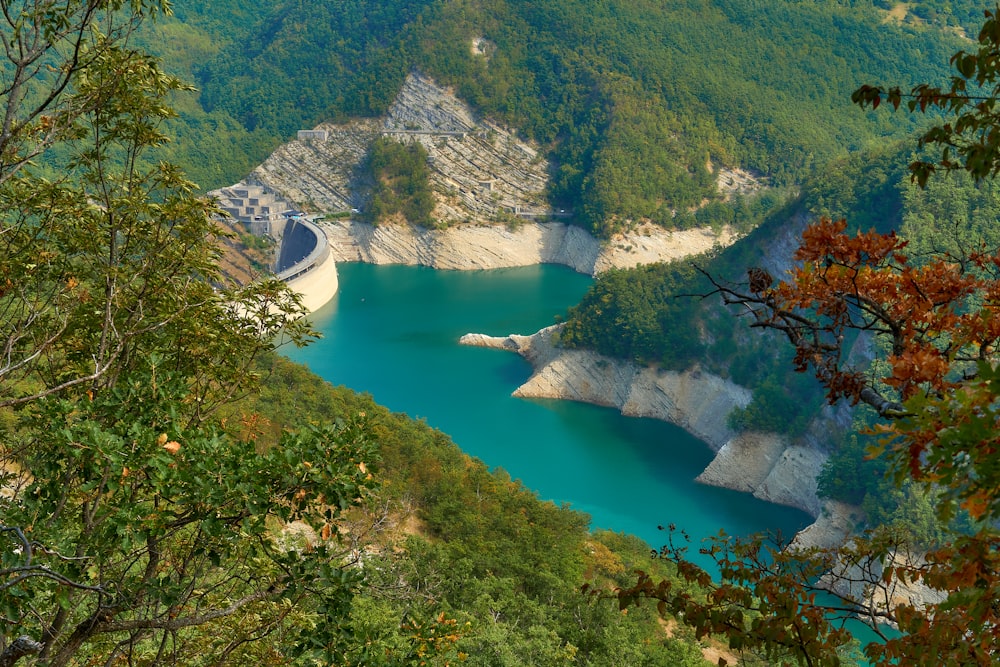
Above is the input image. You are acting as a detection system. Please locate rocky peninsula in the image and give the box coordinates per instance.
[459,326,834,520]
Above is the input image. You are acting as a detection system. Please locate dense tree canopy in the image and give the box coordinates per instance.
[365,137,436,228]
[128,0,969,234]
[559,261,707,369]
[614,12,1000,663]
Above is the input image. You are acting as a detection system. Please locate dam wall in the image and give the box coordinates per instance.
[275,218,338,313]
[276,217,320,273]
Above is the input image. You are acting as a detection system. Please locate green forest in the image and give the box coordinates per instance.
[143,0,976,236]
[5,0,1000,663]
[364,138,436,228]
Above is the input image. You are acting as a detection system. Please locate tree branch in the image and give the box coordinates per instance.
[0,636,43,667]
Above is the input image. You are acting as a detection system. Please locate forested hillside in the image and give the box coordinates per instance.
[146,0,973,235]
[558,139,913,434]
[237,354,725,665]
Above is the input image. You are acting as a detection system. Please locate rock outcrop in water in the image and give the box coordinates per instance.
[460,325,832,518]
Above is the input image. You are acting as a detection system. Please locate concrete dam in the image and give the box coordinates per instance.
[275,217,339,313]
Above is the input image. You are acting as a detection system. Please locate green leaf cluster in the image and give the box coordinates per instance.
[3,362,377,663]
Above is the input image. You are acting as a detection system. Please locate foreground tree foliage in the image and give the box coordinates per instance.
[0,3,727,665]
[0,2,382,664]
[257,355,720,666]
[616,10,1000,665]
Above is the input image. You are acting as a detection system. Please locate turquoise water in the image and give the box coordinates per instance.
[285,262,811,568]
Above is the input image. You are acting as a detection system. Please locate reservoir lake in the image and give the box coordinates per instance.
[285,262,811,569]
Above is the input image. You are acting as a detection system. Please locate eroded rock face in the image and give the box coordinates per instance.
[460,325,829,516]
[321,219,731,275]
[790,500,863,551]
[321,220,600,272]
[697,435,826,516]
[247,72,735,273]
[252,119,381,213]
[251,73,550,225]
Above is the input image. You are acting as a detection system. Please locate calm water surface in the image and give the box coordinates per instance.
[285,263,810,568]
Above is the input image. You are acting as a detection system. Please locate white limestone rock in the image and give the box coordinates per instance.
[790,500,863,551]
[461,324,830,517]
[322,219,728,276]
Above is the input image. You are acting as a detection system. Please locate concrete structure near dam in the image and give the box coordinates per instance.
[212,183,293,236]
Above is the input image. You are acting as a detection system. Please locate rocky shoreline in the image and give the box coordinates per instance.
[459,326,858,547]
[320,218,732,276]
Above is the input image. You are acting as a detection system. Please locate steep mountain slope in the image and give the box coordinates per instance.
[252,73,550,225]
[163,0,965,234]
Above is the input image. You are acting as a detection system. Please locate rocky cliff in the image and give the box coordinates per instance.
[321,219,731,275]
[247,71,737,270]
[461,326,749,449]
[817,545,947,628]
[460,325,831,518]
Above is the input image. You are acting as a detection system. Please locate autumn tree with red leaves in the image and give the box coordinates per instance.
[615,7,1000,666]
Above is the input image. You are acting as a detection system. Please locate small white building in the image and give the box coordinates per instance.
[296,129,329,142]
